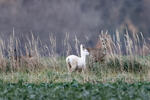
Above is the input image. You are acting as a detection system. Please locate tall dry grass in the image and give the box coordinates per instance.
[90,30,150,74]
[0,30,149,76]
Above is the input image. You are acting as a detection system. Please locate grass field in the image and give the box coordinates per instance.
[0,55,149,84]
[0,32,149,99]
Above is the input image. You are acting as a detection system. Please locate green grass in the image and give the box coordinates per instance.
[0,56,149,84]
[0,55,148,90]
[0,80,150,100]
[0,66,149,84]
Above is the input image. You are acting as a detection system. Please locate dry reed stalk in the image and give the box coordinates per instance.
[74,35,80,56]
[64,33,72,56]
[49,34,58,71]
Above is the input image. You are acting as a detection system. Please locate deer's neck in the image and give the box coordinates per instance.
[80,54,87,65]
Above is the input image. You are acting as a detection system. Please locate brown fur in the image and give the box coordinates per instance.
[86,48,106,62]
[86,34,110,63]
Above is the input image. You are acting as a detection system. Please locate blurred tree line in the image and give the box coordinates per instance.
[0,0,149,53]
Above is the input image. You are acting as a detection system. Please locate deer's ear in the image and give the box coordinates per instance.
[81,44,84,48]
[80,44,83,48]
[83,45,85,49]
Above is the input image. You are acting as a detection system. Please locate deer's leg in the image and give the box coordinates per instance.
[71,65,77,72]
[66,62,72,72]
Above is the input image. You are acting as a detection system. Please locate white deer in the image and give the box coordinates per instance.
[66,44,89,72]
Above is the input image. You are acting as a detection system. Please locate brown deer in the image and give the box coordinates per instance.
[86,33,110,63]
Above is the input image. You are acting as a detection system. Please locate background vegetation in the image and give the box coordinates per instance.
[0,0,150,52]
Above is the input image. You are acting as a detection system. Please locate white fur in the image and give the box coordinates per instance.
[66,44,89,72]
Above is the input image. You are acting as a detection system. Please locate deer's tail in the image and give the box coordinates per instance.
[66,58,72,72]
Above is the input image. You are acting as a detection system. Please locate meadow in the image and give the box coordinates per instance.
[0,31,149,99]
